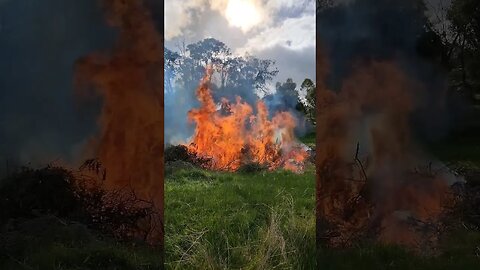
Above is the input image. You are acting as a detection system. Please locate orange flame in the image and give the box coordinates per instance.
[186,67,309,172]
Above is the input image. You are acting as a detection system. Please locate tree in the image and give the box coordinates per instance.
[166,38,278,100]
[186,38,232,88]
[164,48,181,94]
[276,78,298,108]
[447,0,480,101]
[317,0,334,13]
[300,79,316,125]
[262,78,300,114]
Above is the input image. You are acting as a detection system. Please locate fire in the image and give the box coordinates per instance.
[75,0,163,244]
[186,67,309,172]
[316,61,457,250]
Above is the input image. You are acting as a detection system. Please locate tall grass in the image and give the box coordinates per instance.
[164,166,316,269]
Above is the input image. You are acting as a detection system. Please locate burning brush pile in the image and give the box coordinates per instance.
[316,62,464,252]
[168,67,310,173]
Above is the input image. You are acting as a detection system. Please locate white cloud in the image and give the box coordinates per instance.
[164,0,315,40]
[238,14,315,54]
[224,0,264,32]
[265,0,314,13]
[165,0,211,40]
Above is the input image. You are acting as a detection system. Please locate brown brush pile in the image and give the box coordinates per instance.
[316,59,460,252]
[0,162,160,243]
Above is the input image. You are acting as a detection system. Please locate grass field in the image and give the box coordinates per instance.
[164,164,316,269]
[317,229,480,270]
[1,223,164,270]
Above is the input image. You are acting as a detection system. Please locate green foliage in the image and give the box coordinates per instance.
[301,78,316,125]
[275,78,298,99]
[448,0,480,49]
[300,132,316,148]
[447,0,480,100]
[237,163,268,174]
[164,38,278,96]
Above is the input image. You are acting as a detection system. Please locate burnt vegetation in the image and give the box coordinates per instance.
[316,0,480,260]
[0,160,165,269]
[0,161,161,244]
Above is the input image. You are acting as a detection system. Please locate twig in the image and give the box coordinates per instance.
[354,142,368,183]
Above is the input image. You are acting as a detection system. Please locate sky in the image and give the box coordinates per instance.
[164,0,316,91]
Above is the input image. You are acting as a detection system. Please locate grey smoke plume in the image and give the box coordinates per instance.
[317,0,451,141]
[0,0,115,170]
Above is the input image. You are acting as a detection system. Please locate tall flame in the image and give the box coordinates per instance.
[186,67,308,172]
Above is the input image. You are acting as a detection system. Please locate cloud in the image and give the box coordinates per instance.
[224,0,264,32]
[164,0,206,39]
[256,44,316,88]
[238,14,315,54]
[165,0,315,40]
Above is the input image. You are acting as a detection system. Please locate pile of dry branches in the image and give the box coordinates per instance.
[0,160,162,244]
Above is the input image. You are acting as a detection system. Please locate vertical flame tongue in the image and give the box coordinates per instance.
[186,68,308,172]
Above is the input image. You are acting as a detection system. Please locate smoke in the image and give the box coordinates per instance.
[317,0,451,141]
[75,0,164,241]
[263,89,311,137]
[316,60,458,249]
[164,72,198,145]
[164,69,257,145]
[316,0,462,250]
[0,0,115,170]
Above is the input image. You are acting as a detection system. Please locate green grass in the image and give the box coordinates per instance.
[164,165,316,269]
[0,216,164,270]
[317,227,480,269]
[426,133,480,167]
[300,132,316,148]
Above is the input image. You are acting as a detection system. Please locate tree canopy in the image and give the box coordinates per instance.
[165,38,278,102]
